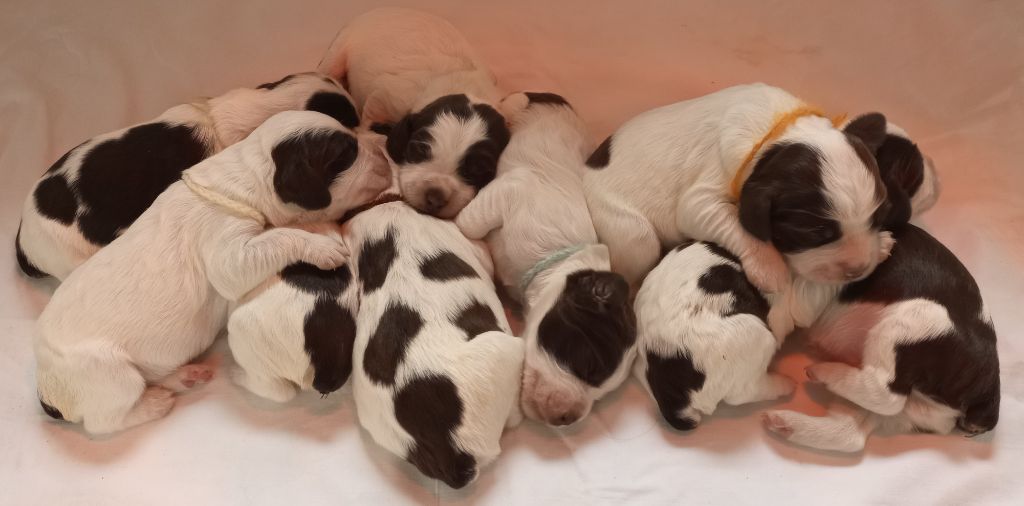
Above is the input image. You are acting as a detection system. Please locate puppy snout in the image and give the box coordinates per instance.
[548,410,583,427]
[423,187,448,214]
[842,263,869,280]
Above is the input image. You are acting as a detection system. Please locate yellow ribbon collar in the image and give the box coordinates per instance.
[729,106,847,200]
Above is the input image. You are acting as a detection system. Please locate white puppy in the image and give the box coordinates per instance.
[456,92,636,426]
[35,111,390,434]
[228,222,359,402]
[17,72,360,280]
[633,241,793,430]
[762,225,999,452]
[318,8,509,217]
[348,201,523,489]
[583,83,892,295]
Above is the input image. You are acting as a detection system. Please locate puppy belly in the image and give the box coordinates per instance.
[805,302,885,365]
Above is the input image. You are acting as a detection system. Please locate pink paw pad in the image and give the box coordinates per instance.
[761,412,794,438]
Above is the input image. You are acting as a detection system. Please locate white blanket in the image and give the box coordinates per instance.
[2,1,1021,504]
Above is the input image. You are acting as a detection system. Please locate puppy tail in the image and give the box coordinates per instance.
[14,223,49,278]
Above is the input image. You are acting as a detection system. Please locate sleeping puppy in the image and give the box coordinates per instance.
[767,113,942,339]
[318,7,509,217]
[34,111,390,434]
[762,224,1000,452]
[456,92,636,426]
[227,223,359,402]
[583,83,893,295]
[16,72,359,280]
[348,201,524,489]
[634,241,794,431]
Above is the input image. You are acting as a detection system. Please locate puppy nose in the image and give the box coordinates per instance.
[423,187,447,214]
[843,263,869,280]
[548,411,582,427]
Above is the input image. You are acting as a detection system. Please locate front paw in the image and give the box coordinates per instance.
[743,245,790,295]
[302,234,349,270]
[767,303,794,347]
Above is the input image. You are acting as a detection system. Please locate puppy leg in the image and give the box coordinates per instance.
[231,367,298,403]
[675,187,789,294]
[454,173,520,240]
[762,403,878,452]
[724,373,795,405]
[206,226,349,301]
[65,355,175,434]
[805,363,907,416]
[158,364,215,392]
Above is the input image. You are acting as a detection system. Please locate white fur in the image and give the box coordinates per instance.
[18,73,350,280]
[348,202,523,488]
[456,95,635,425]
[34,111,390,434]
[633,243,793,428]
[763,299,963,452]
[583,83,888,293]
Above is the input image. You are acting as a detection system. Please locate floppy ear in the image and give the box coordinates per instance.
[272,130,358,210]
[384,115,414,165]
[843,113,888,153]
[738,178,775,243]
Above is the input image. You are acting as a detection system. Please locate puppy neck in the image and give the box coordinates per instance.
[183,141,278,225]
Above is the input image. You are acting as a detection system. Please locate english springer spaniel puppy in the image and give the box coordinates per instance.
[583,83,893,297]
[762,224,1000,452]
[456,92,636,427]
[348,201,524,489]
[228,223,359,402]
[35,111,390,434]
[16,72,359,280]
[767,113,942,339]
[318,8,509,217]
[634,241,794,431]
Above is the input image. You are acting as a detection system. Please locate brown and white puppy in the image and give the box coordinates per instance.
[35,111,390,435]
[583,84,893,296]
[318,8,509,217]
[16,72,358,280]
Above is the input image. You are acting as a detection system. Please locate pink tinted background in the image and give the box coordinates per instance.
[1,1,1021,504]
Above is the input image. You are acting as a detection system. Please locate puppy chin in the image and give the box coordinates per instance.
[400,174,475,218]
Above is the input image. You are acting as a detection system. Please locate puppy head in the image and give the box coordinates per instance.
[255,110,391,224]
[739,114,891,285]
[379,94,510,218]
[520,268,637,426]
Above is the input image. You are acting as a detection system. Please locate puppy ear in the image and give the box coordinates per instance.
[384,115,414,165]
[498,92,530,124]
[843,113,888,153]
[272,129,358,210]
[738,178,775,243]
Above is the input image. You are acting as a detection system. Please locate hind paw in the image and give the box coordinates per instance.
[163,364,215,392]
[761,411,795,438]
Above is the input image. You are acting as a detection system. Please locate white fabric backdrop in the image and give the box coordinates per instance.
[1,1,1022,504]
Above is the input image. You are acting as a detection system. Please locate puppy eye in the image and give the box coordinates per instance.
[405,141,431,164]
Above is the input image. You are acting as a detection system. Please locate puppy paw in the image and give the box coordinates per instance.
[742,245,790,295]
[879,231,896,259]
[767,300,795,345]
[174,364,215,390]
[303,234,349,270]
[761,411,795,438]
[138,386,176,419]
[805,363,845,383]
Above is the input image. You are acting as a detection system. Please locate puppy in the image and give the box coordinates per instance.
[16,72,359,280]
[762,224,1000,452]
[35,111,390,434]
[228,223,359,402]
[348,201,523,489]
[318,8,509,217]
[583,83,892,295]
[634,241,794,430]
[767,114,941,339]
[456,92,636,426]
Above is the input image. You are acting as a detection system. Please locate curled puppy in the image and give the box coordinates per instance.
[16,72,359,280]
[583,83,892,294]
[318,8,509,217]
[228,224,359,402]
[34,111,390,434]
[762,224,1000,452]
[456,92,636,426]
[634,241,794,430]
[767,113,942,339]
[348,202,523,489]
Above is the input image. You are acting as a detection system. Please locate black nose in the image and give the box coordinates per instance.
[423,187,447,214]
[551,412,581,426]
